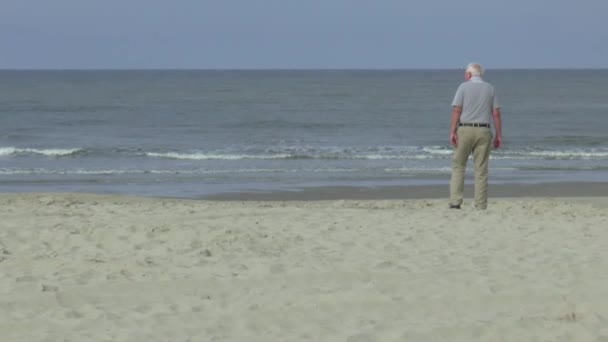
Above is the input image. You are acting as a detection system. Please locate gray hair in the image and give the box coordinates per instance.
[466,63,484,77]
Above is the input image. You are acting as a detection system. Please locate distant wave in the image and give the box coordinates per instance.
[384,166,518,173]
[0,166,459,176]
[0,164,603,177]
[145,147,608,161]
[145,152,292,160]
[145,146,454,161]
[0,168,214,176]
[144,152,444,161]
[0,147,83,157]
[516,166,608,171]
[526,150,608,159]
[493,149,608,160]
[2,145,607,161]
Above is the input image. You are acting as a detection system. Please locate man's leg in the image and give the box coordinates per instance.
[472,129,492,209]
[450,127,474,207]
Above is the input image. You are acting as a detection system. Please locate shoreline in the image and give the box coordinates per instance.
[3,181,608,202]
[202,181,608,201]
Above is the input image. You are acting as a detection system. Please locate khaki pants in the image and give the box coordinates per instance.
[449,127,492,209]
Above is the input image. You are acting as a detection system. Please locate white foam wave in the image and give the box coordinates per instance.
[0,168,271,176]
[358,154,446,160]
[3,145,605,161]
[527,150,608,159]
[145,152,292,160]
[493,149,608,160]
[0,147,83,157]
[384,167,453,173]
[0,168,350,175]
[0,168,134,175]
[0,167,457,176]
[421,147,454,155]
[0,147,17,156]
[340,148,607,160]
[145,151,451,161]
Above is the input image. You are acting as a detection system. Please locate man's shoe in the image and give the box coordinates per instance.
[449,204,461,209]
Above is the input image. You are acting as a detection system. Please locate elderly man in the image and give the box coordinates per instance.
[449,63,502,210]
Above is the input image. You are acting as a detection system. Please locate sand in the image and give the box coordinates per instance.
[1,193,608,341]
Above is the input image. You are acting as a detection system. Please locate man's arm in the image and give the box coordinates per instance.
[492,108,502,149]
[450,106,462,147]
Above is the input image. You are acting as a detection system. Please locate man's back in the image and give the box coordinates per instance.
[451,77,498,124]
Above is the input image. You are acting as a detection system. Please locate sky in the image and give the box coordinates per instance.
[1,0,607,69]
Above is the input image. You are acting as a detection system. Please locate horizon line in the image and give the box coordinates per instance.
[1,67,608,71]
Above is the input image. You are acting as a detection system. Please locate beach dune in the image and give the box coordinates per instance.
[1,193,607,341]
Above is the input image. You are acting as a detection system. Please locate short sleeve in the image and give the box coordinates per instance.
[451,84,464,107]
[492,89,500,109]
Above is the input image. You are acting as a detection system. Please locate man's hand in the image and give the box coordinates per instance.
[492,108,502,149]
[450,132,458,147]
[450,107,462,147]
[494,135,502,149]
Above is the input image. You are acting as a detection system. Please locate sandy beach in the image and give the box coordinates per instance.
[1,191,608,341]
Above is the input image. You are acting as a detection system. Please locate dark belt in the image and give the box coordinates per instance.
[459,123,490,128]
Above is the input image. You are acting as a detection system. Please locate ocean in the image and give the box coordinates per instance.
[1,70,607,198]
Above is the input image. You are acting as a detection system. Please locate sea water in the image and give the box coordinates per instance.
[1,70,607,197]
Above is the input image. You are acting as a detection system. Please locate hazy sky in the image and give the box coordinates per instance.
[1,0,607,69]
